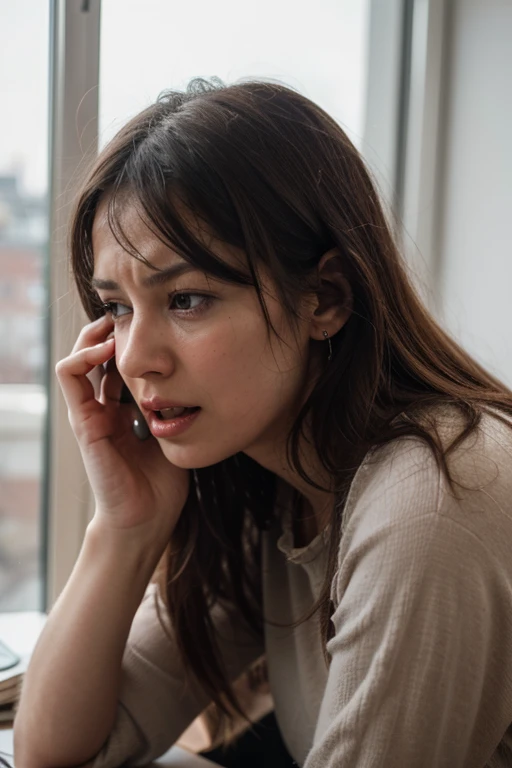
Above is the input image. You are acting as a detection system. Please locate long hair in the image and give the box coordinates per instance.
[69,77,512,738]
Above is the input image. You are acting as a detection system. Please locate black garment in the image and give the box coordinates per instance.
[201,711,297,767]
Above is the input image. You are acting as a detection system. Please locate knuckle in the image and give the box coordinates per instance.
[72,319,103,351]
[55,359,67,377]
[55,351,77,375]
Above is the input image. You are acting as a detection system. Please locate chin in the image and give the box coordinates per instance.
[157,440,239,470]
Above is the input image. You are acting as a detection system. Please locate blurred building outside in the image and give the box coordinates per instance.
[0,171,47,610]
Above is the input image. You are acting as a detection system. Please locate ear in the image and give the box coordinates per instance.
[308,248,353,341]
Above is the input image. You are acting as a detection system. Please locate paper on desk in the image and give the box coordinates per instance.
[0,613,47,659]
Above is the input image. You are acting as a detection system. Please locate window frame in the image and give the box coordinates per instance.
[46,0,101,608]
[364,0,450,313]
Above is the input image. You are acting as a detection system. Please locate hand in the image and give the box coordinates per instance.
[55,314,190,542]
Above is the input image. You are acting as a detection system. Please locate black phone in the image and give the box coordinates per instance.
[120,383,136,404]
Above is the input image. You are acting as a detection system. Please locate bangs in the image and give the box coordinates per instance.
[73,80,319,330]
[104,161,255,288]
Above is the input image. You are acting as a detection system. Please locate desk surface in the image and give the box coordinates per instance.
[0,727,216,767]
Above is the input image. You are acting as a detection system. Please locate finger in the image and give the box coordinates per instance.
[71,313,115,355]
[89,354,119,402]
[87,361,106,400]
[56,338,115,412]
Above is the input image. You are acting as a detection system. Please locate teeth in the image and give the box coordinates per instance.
[160,406,187,419]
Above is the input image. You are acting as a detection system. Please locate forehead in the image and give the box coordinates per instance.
[91,193,247,278]
[92,195,183,274]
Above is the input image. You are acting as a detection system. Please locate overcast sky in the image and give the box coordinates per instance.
[0,0,369,196]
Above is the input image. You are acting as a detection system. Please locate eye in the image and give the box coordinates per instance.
[102,301,131,319]
[169,293,213,315]
[171,293,205,311]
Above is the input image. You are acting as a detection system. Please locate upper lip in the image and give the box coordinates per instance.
[140,397,198,412]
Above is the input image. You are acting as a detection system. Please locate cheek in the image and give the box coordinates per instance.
[191,321,305,411]
[189,323,261,381]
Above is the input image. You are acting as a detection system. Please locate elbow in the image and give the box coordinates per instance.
[13,724,36,768]
[13,719,46,768]
[13,718,32,768]
[13,721,96,768]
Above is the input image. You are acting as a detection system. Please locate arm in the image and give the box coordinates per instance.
[304,511,512,768]
[15,519,264,768]
[86,574,264,767]
[13,521,166,768]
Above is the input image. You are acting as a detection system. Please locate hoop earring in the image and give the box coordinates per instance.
[322,330,333,362]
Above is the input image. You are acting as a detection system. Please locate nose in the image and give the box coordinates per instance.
[115,314,175,380]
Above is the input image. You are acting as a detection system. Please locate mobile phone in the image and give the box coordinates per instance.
[120,383,135,404]
[0,638,20,672]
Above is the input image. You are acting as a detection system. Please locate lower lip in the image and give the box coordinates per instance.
[148,408,201,438]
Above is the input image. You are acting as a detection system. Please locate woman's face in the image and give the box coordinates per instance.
[91,199,319,470]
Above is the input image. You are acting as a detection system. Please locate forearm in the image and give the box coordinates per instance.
[14,519,166,768]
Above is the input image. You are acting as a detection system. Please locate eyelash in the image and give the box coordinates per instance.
[101,292,214,320]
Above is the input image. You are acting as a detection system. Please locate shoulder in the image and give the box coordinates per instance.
[342,404,512,531]
[332,405,512,600]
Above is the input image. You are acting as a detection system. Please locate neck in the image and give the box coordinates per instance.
[244,423,334,540]
[243,358,334,539]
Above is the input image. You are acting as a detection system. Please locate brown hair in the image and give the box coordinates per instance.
[69,77,512,739]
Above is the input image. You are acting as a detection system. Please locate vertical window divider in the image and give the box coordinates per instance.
[399,0,450,314]
[364,0,449,314]
[46,0,101,609]
[363,0,407,217]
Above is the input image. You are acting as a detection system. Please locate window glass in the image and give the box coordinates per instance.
[0,0,50,610]
[99,0,370,149]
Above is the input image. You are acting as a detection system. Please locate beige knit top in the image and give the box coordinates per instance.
[90,406,512,767]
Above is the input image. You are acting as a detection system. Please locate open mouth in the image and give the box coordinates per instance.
[155,406,201,421]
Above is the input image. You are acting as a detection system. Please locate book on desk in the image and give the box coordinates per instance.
[0,613,47,725]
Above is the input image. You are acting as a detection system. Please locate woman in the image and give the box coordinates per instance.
[14,78,512,768]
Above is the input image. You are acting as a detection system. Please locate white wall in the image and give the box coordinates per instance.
[437,0,512,387]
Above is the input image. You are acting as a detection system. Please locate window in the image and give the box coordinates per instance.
[99,0,370,150]
[0,0,50,610]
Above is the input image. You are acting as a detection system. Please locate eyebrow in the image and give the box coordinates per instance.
[91,262,201,290]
